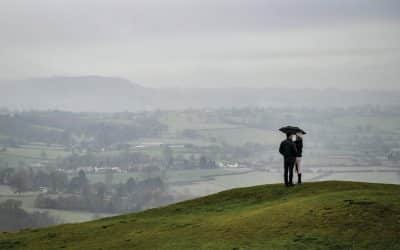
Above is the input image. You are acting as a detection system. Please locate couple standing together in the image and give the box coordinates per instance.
[279,132,303,187]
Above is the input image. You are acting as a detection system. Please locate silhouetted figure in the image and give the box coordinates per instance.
[279,133,298,187]
[294,134,303,184]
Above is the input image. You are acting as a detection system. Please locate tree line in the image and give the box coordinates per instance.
[0,199,56,232]
[0,167,173,214]
[35,173,173,214]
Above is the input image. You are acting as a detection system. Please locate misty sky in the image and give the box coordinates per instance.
[1,0,399,89]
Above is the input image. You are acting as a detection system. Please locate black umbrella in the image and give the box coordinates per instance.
[298,128,307,135]
[279,126,306,135]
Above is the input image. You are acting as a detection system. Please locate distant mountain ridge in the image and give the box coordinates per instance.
[1,76,399,111]
[0,76,151,111]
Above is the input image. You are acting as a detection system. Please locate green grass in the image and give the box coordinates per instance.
[24,208,114,224]
[1,181,399,249]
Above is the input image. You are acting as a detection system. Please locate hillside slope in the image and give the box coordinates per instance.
[2,76,400,111]
[0,76,151,111]
[1,181,399,249]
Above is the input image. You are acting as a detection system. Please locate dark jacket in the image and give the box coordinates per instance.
[294,138,303,157]
[279,138,297,158]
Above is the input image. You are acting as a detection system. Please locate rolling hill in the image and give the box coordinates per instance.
[1,76,400,112]
[0,76,152,112]
[1,181,399,249]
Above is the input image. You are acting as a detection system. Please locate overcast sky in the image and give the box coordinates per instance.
[0,0,399,89]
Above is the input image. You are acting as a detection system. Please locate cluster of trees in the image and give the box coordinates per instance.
[0,168,100,196]
[198,155,217,169]
[36,175,173,213]
[388,150,400,161]
[0,199,56,231]
[0,167,174,214]
[0,168,68,193]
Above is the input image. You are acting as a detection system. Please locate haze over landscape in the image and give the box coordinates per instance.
[0,1,399,249]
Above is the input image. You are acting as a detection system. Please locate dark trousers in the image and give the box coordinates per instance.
[284,157,295,185]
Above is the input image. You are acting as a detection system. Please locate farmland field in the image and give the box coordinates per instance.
[333,115,400,131]
[198,127,280,146]
[0,144,69,168]
[159,111,239,133]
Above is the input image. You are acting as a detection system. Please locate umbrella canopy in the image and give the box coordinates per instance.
[279,126,307,135]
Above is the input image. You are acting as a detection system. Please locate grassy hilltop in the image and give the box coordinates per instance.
[1,181,399,250]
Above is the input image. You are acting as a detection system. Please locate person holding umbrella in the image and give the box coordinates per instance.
[294,133,304,184]
[279,126,306,187]
[279,130,298,187]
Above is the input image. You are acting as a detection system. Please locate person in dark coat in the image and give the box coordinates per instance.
[279,133,298,187]
[294,134,303,184]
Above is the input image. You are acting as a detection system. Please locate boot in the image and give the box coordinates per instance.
[298,174,302,184]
